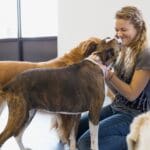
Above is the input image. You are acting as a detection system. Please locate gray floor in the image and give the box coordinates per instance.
[0,97,111,150]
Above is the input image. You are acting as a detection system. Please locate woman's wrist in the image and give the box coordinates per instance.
[107,70,114,81]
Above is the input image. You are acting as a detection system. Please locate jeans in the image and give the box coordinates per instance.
[77,104,134,150]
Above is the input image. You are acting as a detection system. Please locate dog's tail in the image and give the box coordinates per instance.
[0,86,5,98]
[1,77,18,94]
[2,85,11,93]
[0,82,15,101]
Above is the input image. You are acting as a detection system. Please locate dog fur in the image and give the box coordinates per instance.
[0,38,121,150]
[127,111,150,150]
[0,37,99,149]
[0,38,99,87]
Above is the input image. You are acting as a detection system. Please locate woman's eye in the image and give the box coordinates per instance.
[115,28,127,32]
[121,29,127,32]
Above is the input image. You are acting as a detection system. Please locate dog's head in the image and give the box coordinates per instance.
[65,38,101,64]
[77,38,101,58]
[93,37,122,66]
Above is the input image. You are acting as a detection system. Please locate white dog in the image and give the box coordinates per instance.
[127,111,150,150]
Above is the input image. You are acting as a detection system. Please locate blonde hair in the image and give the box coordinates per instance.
[115,6,148,81]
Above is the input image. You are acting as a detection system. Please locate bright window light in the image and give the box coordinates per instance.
[0,0,58,39]
[0,0,17,38]
[21,0,58,37]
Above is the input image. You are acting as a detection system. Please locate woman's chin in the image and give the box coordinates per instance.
[122,40,129,47]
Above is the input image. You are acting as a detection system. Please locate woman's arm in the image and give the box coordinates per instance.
[107,69,150,101]
[106,88,116,102]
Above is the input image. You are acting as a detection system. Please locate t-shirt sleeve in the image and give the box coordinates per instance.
[136,48,150,70]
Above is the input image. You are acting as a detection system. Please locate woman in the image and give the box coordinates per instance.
[77,6,150,150]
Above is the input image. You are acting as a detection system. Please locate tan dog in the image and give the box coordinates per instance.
[0,38,121,150]
[0,37,100,149]
[127,111,150,150]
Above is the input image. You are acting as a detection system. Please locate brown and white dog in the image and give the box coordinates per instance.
[127,111,150,150]
[0,38,121,150]
[0,37,99,148]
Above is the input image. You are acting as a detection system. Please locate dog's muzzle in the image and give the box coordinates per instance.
[104,36,122,45]
[114,36,122,44]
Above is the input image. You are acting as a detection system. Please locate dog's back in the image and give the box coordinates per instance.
[2,60,104,113]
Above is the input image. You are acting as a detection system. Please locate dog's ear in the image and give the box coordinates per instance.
[84,42,98,57]
[126,134,137,150]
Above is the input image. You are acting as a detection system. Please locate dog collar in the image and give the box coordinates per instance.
[85,57,102,67]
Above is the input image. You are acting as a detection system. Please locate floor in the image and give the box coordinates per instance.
[0,107,64,150]
[0,97,111,150]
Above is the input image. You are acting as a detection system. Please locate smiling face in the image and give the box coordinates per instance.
[115,19,137,46]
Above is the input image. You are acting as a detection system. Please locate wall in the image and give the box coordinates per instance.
[58,0,150,56]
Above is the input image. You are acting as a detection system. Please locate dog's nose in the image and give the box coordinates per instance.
[114,36,122,44]
[117,38,122,44]
[114,36,122,45]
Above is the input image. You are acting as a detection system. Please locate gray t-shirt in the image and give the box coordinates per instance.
[111,48,150,116]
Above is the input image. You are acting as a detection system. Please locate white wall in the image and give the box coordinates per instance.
[58,0,150,56]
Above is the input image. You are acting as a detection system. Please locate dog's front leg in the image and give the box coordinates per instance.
[89,120,99,150]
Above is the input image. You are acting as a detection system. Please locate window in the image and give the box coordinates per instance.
[0,0,58,39]
[0,0,17,38]
[21,0,58,37]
